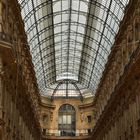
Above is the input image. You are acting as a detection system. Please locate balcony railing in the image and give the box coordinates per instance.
[42,129,93,137]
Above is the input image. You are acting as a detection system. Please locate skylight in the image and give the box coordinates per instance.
[18,0,130,97]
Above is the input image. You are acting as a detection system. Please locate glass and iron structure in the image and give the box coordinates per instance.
[58,104,76,136]
[18,0,130,98]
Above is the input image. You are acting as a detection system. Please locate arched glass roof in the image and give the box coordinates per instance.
[18,0,130,97]
[50,80,84,101]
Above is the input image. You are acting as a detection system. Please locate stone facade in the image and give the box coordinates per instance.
[0,0,42,139]
[40,97,94,139]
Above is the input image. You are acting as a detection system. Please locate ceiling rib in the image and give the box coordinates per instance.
[88,0,113,88]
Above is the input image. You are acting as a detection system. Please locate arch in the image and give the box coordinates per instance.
[58,104,76,136]
[51,80,83,101]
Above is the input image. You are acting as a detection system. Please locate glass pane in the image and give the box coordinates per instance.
[67,115,72,124]
[63,115,67,124]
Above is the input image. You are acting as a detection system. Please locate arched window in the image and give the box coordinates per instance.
[58,104,76,136]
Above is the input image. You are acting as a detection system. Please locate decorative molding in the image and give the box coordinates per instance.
[0,119,5,126]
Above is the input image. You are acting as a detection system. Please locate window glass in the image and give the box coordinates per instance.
[58,104,76,136]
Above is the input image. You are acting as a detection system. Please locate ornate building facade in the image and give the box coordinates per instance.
[40,97,94,140]
[0,0,41,139]
[1,0,140,140]
[90,0,140,139]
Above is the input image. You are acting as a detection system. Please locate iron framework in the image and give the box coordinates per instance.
[18,0,130,97]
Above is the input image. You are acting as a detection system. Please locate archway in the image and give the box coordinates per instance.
[58,104,76,136]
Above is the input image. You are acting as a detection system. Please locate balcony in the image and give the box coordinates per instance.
[42,129,92,140]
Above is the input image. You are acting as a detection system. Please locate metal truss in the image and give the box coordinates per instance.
[51,79,83,102]
[18,0,130,98]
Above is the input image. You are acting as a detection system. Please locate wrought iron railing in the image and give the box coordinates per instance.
[42,129,93,137]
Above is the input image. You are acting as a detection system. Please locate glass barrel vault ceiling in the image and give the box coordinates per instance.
[18,0,130,98]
